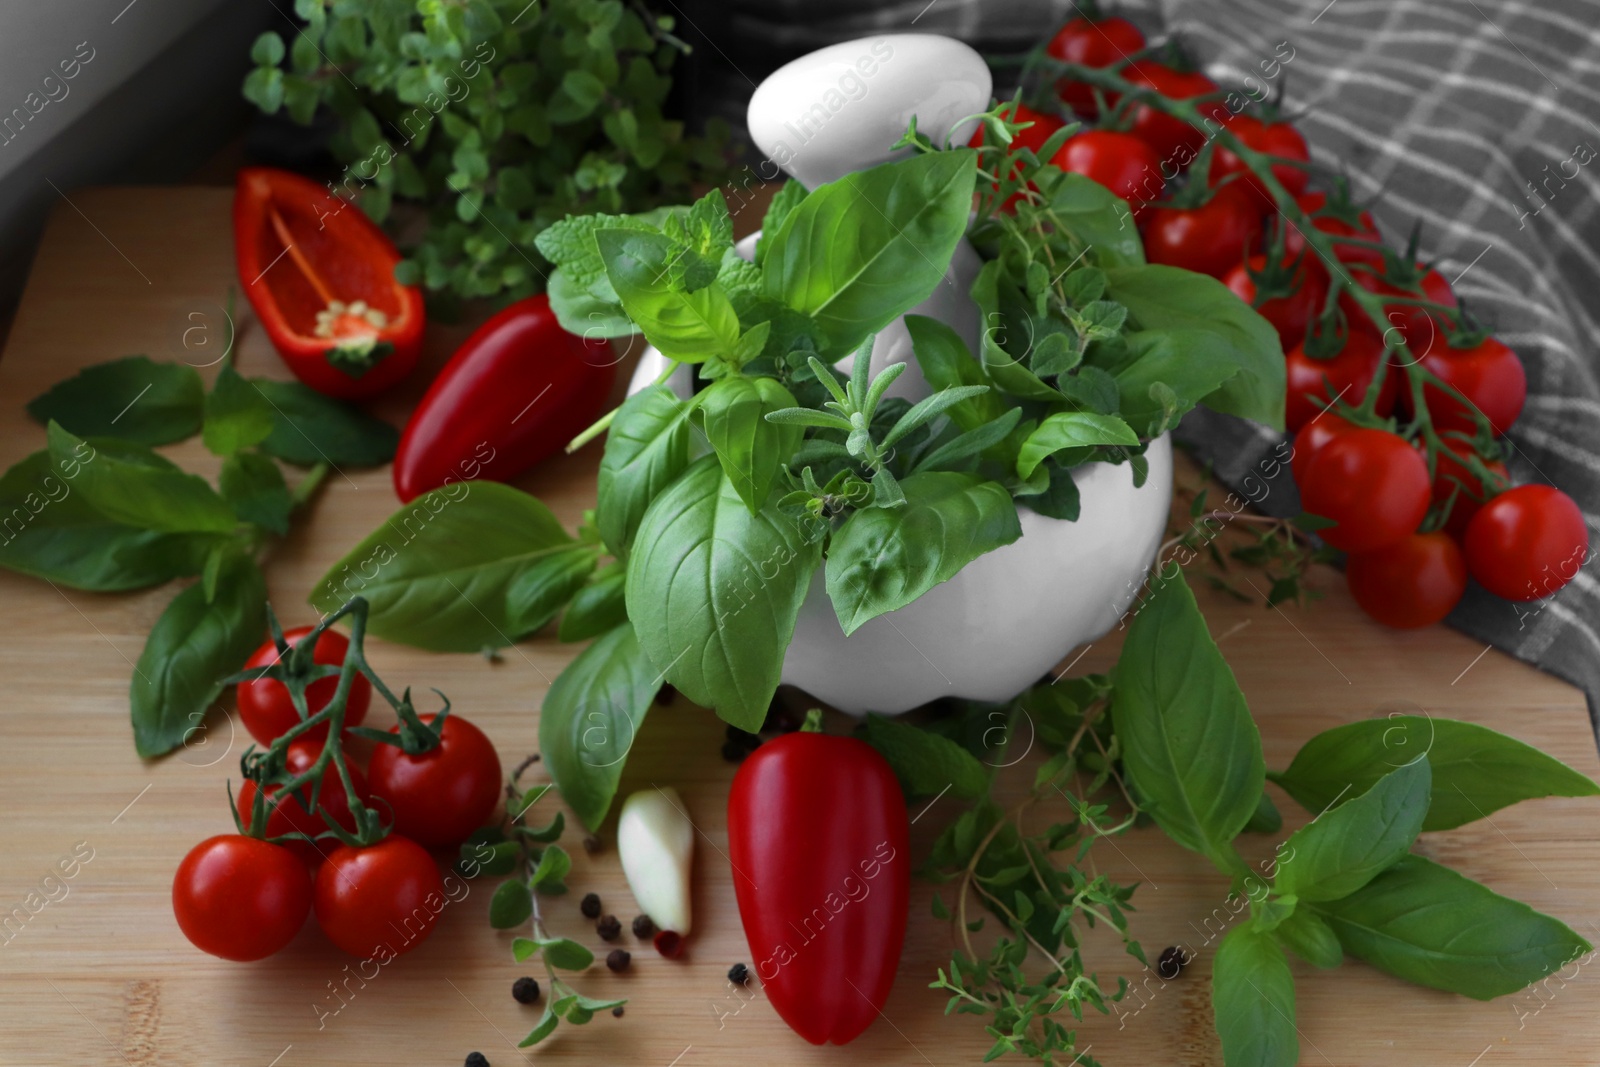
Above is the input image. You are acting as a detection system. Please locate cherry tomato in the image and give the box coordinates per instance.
[1353,263,1456,359]
[1419,336,1527,437]
[1143,183,1262,278]
[1047,15,1146,117]
[1053,130,1162,219]
[1224,253,1326,353]
[1284,329,1396,432]
[173,835,311,961]
[314,836,445,958]
[969,101,1066,211]
[236,739,371,863]
[1280,191,1383,275]
[368,714,502,848]
[238,626,371,745]
[1207,115,1311,201]
[1464,485,1589,601]
[1431,443,1508,541]
[1300,429,1431,551]
[1290,411,1358,485]
[1346,532,1467,628]
[1124,62,1227,163]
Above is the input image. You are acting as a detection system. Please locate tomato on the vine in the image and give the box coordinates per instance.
[1431,443,1508,540]
[173,835,311,961]
[1047,15,1146,117]
[1053,130,1162,218]
[1464,485,1589,601]
[1207,114,1311,201]
[1224,252,1326,352]
[1346,532,1467,628]
[1280,191,1383,274]
[1123,62,1227,162]
[1419,336,1527,437]
[236,738,371,862]
[314,836,445,958]
[238,625,371,745]
[368,714,502,848]
[1300,428,1431,551]
[1353,262,1457,358]
[1290,411,1358,485]
[1143,183,1262,278]
[1284,328,1396,432]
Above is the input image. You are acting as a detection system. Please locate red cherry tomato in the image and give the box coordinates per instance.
[1419,336,1527,437]
[1053,130,1163,219]
[1224,253,1326,353]
[1431,444,1508,541]
[1464,485,1589,601]
[236,739,371,863]
[1124,62,1227,163]
[314,836,445,958]
[173,835,311,961]
[1284,329,1396,432]
[1300,429,1431,551]
[1143,184,1262,279]
[1290,411,1358,485]
[1047,15,1146,117]
[1280,192,1383,275]
[1353,263,1457,359]
[238,626,371,746]
[368,714,502,848]
[1346,532,1468,628]
[1207,115,1311,201]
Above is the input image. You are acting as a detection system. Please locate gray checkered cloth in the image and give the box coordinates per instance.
[672,0,1600,733]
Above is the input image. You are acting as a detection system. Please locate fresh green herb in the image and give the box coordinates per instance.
[26,355,203,445]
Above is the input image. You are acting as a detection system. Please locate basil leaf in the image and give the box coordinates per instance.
[825,472,1021,635]
[1022,463,1082,521]
[595,228,739,360]
[251,378,399,467]
[1275,758,1430,903]
[27,355,203,445]
[489,880,533,929]
[596,384,693,559]
[905,314,1007,432]
[506,547,597,635]
[1111,572,1265,867]
[625,457,820,731]
[1314,855,1589,1000]
[1212,924,1298,1067]
[694,375,801,513]
[972,260,1061,402]
[46,424,237,534]
[755,179,808,267]
[765,150,976,355]
[1033,170,1144,268]
[1274,908,1343,969]
[1243,790,1283,834]
[1104,265,1286,430]
[1102,330,1245,437]
[202,365,276,456]
[558,564,627,642]
[1016,412,1139,479]
[862,713,989,801]
[310,482,575,651]
[219,452,292,534]
[539,622,658,830]
[0,450,213,591]
[1273,715,1600,832]
[130,554,267,758]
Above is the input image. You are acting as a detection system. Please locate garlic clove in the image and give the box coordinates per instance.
[617,787,695,936]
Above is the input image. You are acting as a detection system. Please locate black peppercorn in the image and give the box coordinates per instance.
[597,914,622,941]
[720,740,748,763]
[655,684,677,705]
[580,892,602,919]
[465,1054,490,1067]
[727,962,749,985]
[606,948,631,972]
[612,1005,625,1017]
[632,914,655,939]
[582,835,601,854]
[1157,946,1189,980]
[511,976,541,1004]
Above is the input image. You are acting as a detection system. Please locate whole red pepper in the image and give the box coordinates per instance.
[727,729,910,1046]
[233,167,424,400]
[392,295,615,502]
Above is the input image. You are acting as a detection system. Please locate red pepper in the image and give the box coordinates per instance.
[727,731,909,1046]
[233,167,424,399]
[392,295,615,502]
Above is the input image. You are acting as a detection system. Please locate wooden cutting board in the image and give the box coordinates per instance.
[1,188,1596,1067]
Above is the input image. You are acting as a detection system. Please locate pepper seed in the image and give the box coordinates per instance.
[727,962,749,985]
[580,892,602,919]
[511,976,541,1004]
[597,914,622,941]
[612,1005,625,1017]
[632,914,655,939]
[464,1054,490,1067]
[1157,946,1189,980]
[607,948,632,972]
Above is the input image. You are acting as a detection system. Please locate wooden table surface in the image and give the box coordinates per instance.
[2,188,1597,1067]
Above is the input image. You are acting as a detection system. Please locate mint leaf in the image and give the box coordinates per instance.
[595,228,740,360]
[1274,757,1430,902]
[27,356,203,446]
[862,713,989,801]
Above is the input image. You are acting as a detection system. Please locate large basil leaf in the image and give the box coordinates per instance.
[26,355,203,446]
[596,384,694,559]
[131,554,267,758]
[904,315,1007,432]
[825,472,1021,635]
[251,378,399,467]
[46,424,237,534]
[595,228,739,361]
[538,622,658,830]
[0,450,213,591]
[1274,757,1430,903]
[219,451,292,534]
[624,457,820,731]
[1016,412,1139,479]
[1104,265,1286,430]
[764,150,976,355]
[1111,572,1264,867]
[1033,170,1144,268]
[310,482,577,651]
[694,376,801,513]
[1273,716,1600,832]
[1314,855,1589,1000]
[1212,925,1298,1067]
[505,547,597,635]
[203,365,275,456]
[1103,330,1246,437]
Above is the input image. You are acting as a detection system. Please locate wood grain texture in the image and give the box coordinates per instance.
[1,189,1597,1067]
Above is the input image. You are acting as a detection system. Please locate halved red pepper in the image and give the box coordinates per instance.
[727,729,910,1045]
[392,294,615,502]
[233,167,424,399]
